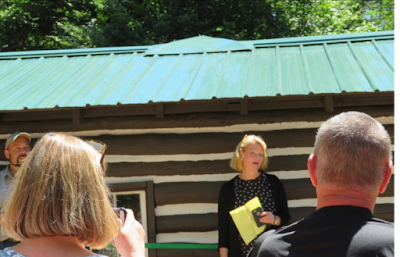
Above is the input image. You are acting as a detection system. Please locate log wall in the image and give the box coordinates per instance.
[0,105,394,257]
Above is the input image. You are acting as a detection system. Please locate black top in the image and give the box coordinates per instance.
[218,172,290,257]
[248,206,394,257]
[234,172,282,256]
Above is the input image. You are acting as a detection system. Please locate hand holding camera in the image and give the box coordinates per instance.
[113,207,128,224]
[113,208,146,257]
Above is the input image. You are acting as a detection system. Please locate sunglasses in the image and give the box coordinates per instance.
[84,139,107,163]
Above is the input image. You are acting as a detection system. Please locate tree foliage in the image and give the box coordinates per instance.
[0,0,394,51]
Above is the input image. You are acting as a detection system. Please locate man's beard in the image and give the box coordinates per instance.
[11,155,27,167]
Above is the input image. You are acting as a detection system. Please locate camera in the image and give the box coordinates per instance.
[113,207,128,224]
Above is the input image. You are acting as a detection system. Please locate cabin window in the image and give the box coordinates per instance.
[112,191,147,231]
[96,181,156,257]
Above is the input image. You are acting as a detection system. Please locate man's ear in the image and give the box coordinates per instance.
[379,160,393,194]
[308,154,318,188]
[4,150,10,160]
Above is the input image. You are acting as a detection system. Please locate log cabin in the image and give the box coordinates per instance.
[0,30,394,257]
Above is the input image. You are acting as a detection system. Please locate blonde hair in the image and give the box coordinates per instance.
[314,111,392,193]
[230,135,268,172]
[2,133,120,249]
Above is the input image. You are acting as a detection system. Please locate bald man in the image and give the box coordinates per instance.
[248,112,393,257]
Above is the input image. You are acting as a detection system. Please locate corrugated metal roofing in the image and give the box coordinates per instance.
[0,31,394,111]
[144,35,254,55]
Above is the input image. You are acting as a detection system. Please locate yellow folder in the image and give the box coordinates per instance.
[229,196,266,245]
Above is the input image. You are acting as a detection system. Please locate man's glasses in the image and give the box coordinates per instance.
[84,139,107,163]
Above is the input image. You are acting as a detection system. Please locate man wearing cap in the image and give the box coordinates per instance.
[0,131,31,249]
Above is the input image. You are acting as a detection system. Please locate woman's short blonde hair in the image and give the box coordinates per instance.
[230,135,268,172]
[2,133,120,249]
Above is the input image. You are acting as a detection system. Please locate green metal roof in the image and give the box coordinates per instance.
[0,31,394,111]
[144,35,254,55]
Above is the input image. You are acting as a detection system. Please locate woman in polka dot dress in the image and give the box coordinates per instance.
[218,135,290,257]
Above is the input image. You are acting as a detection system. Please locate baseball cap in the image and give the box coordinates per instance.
[5,131,31,150]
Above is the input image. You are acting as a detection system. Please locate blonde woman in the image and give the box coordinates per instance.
[0,133,145,257]
[218,135,290,257]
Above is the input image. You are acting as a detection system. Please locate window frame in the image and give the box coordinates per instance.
[109,181,156,257]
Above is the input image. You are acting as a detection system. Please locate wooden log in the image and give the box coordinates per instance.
[381,176,394,197]
[156,249,217,257]
[323,95,334,112]
[105,155,309,177]
[1,110,72,122]
[101,124,393,155]
[2,148,394,178]
[154,208,314,233]
[2,124,392,159]
[374,203,395,222]
[0,105,393,134]
[146,181,158,257]
[69,125,393,155]
[154,182,224,206]
[84,129,312,155]
[156,213,218,233]
[335,96,394,107]
[72,109,83,124]
[153,178,394,206]
[108,181,148,192]
[154,179,314,206]
[154,203,394,233]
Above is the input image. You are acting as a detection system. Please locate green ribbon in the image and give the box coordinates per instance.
[145,243,218,249]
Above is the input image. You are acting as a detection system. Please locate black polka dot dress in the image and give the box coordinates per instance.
[234,172,276,257]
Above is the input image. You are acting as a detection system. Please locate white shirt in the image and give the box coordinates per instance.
[0,165,13,242]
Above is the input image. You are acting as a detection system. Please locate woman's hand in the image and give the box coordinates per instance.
[113,209,146,257]
[259,211,277,225]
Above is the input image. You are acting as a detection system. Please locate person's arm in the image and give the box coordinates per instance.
[113,209,146,257]
[247,230,275,257]
[257,176,289,226]
[272,176,290,226]
[218,183,231,256]
[219,247,228,257]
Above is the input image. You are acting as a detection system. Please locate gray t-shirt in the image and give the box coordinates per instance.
[0,166,14,241]
[0,247,108,257]
[0,166,14,209]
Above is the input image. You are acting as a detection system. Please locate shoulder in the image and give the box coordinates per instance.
[249,228,285,257]
[358,217,394,236]
[371,217,394,227]
[263,173,282,185]
[349,219,394,255]
[0,248,25,257]
[220,176,237,191]
[0,167,11,178]
[361,218,394,238]
[264,173,278,180]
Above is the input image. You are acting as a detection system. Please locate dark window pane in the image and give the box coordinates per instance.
[116,193,142,224]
